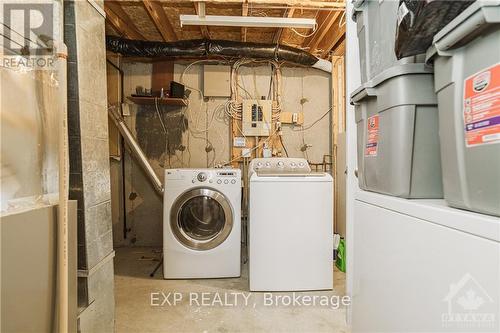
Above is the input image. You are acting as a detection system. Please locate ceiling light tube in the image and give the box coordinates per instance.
[180,15,316,29]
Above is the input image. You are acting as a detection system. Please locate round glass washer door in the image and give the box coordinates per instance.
[170,188,233,250]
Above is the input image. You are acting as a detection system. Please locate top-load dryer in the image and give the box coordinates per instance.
[248,158,333,291]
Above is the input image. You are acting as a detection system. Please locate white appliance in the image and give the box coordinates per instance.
[351,190,500,332]
[163,168,241,279]
[248,158,334,291]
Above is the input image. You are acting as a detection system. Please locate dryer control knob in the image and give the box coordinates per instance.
[298,162,305,168]
[231,179,236,184]
[197,172,207,182]
[217,179,222,184]
[224,179,229,184]
[277,161,285,168]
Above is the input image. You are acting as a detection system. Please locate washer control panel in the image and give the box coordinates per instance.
[182,169,240,185]
[197,172,208,182]
[250,158,311,176]
[165,169,241,186]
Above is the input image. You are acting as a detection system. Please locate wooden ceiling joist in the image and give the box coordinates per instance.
[104,1,145,40]
[168,0,345,9]
[303,10,341,54]
[103,0,346,60]
[194,2,211,39]
[331,38,345,57]
[320,25,345,58]
[142,0,177,41]
[241,1,249,42]
[272,7,296,44]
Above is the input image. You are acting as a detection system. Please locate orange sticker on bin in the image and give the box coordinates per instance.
[463,63,500,147]
[365,115,379,157]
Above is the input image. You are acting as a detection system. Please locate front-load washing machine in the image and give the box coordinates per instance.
[163,168,241,278]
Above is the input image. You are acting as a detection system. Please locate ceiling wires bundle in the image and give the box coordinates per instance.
[229,58,283,121]
[179,60,231,167]
[172,57,289,166]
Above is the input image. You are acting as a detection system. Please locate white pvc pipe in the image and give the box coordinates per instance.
[55,40,69,333]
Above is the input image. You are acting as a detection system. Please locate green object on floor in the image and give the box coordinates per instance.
[336,239,346,272]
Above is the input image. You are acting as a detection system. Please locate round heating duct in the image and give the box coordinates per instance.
[105,36,332,73]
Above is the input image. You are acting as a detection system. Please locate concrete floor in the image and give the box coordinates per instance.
[114,247,349,333]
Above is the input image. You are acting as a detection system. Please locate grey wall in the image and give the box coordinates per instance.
[114,62,332,247]
[65,0,114,331]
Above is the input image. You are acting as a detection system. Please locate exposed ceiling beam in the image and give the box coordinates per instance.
[272,7,296,44]
[104,1,145,40]
[241,2,249,42]
[331,38,345,57]
[194,2,211,39]
[320,26,345,58]
[168,0,345,9]
[303,10,341,54]
[142,0,177,41]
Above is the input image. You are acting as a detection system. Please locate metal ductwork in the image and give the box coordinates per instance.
[108,106,164,197]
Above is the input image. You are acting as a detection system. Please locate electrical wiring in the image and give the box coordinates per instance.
[279,135,289,157]
[223,126,280,166]
[176,58,287,166]
[338,11,347,28]
[293,107,332,131]
[181,86,230,167]
[290,25,318,38]
[154,98,172,168]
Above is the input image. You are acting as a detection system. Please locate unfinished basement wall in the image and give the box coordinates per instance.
[64,0,114,332]
[113,62,331,247]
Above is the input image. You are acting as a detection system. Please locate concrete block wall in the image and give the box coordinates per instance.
[64,0,114,331]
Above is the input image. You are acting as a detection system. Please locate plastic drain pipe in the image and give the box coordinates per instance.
[55,41,69,333]
[108,107,164,197]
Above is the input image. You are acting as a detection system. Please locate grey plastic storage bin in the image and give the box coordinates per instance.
[426,1,500,216]
[351,64,443,198]
[352,0,425,83]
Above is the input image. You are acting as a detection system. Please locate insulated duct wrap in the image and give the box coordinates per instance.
[106,36,318,67]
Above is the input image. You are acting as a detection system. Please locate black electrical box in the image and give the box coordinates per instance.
[170,81,185,98]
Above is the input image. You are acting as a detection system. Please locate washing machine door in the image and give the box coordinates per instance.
[170,188,233,250]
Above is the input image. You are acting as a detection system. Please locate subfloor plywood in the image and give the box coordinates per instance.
[114,247,348,333]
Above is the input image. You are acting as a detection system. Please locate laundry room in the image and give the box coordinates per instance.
[2,1,500,333]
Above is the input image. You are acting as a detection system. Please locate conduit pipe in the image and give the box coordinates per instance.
[54,0,70,329]
[108,107,164,197]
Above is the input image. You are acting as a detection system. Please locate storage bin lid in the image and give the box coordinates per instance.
[427,0,500,61]
[351,0,366,22]
[350,63,433,103]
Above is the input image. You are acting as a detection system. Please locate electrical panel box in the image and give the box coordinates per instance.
[203,65,231,97]
[242,99,272,136]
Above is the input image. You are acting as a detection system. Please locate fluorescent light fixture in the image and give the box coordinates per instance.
[180,15,316,29]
